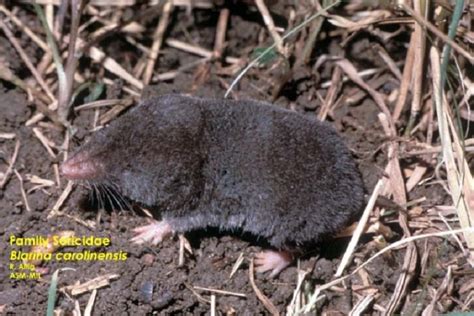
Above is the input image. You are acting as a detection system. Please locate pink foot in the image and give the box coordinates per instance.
[254,250,293,278]
[130,219,174,245]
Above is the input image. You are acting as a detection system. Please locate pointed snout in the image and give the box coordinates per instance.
[60,152,103,180]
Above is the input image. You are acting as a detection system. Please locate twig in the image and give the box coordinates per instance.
[401,4,473,64]
[336,180,384,276]
[213,8,229,59]
[0,19,55,101]
[336,59,396,135]
[0,5,49,51]
[349,293,376,316]
[404,0,428,136]
[59,0,84,122]
[166,39,240,64]
[249,259,280,316]
[392,32,416,121]
[84,289,97,316]
[193,286,247,298]
[300,2,325,65]
[318,66,342,120]
[32,127,57,159]
[0,133,16,139]
[34,4,68,126]
[255,0,284,54]
[302,226,474,312]
[74,99,123,111]
[210,294,216,316]
[0,139,20,189]
[431,46,474,262]
[48,181,74,218]
[143,0,173,84]
[14,169,31,212]
[229,252,245,279]
[225,0,340,98]
[86,44,144,89]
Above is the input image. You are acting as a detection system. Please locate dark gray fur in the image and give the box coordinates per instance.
[70,94,364,250]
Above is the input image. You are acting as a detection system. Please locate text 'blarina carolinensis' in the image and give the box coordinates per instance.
[61,94,364,277]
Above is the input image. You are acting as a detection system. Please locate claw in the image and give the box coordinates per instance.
[254,250,293,278]
[130,219,173,245]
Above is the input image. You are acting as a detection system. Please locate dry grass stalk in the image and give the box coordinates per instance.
[0,139,20,189]
[401,4,473,63]
[286,269,309,315]
[229,252,245,279]
[225,0,340,97]
[335,180,384,277]
[0,133,16,139]
[320,64,398,89]
[143,0,173,85]
[62,274,119,296]
[178,234,193,267]
[193,286,246,298]
[210,294,216,316]
[430,47,474,264]
[248,259,279,315]
[25,99,59,126]
[405,0,428,135]
[255,0,284,54]
[155,57,211,81]
[303,225,474,312]
[384,242,417,315]
[349,293,376,316]
[27,174,55,192]
[406,98,434,192]
[166,38,240,64]
[318,66,342,120]
[58,0,84,122]
[184,282,211,304]
[32,127,57,158]
[85,43,144,89]
[92,0,136,5]
[437,211,466,252]
[48,180,74,218]
[74,99,123,111]
[422,265,452,315]
[14,169,31,212]
[355,227,474,279]
[172,0,214,9]
[0,20,55,101]
[84,289,97,316]
[0,5,49,51]
[336,59,395,131]
[102,78,141,97]
[379,106,415,313]
[99,98,134,125]
[213,8,229,59]
[392,33,416,121]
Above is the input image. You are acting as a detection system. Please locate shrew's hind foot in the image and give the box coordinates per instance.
[254,250,293,278]
[130,219,174,245]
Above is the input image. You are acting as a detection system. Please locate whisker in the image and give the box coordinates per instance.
[99,169,135,212]
[85,180,94,204]
[102,184,124,211]
[112,186,132,211]
[107,180,133,211]
[93,183,105,211]
[100,184,116,211]
[106,182,129,211]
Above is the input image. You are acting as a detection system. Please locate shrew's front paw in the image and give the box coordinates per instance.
[254,250,293,278]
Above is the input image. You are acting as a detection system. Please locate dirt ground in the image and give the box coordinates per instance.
[1,1,473,315]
